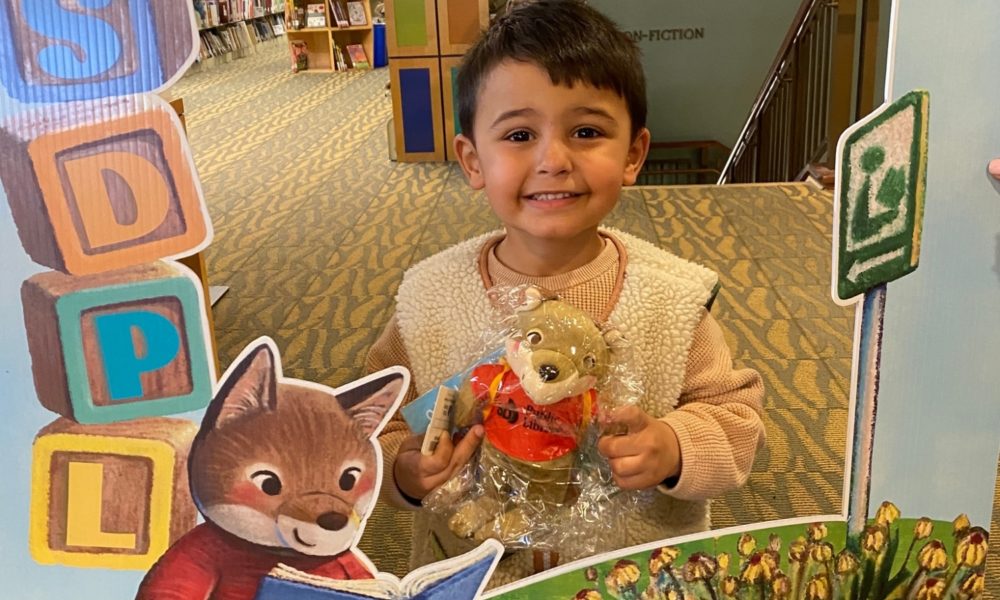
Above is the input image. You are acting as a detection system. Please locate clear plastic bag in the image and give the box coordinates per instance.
[423,285,641,556]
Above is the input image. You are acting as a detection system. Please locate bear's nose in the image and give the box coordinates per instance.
[538,364,559,382]
[317,512,348,531]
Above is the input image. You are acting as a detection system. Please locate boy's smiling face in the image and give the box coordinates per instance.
[455,60,650,249]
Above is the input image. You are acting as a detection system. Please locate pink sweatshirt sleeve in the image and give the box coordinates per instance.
[657,310,766,500]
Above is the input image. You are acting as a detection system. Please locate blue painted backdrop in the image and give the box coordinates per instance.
[869,0,1000,526]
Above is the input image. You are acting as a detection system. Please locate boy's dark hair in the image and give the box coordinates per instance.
[457,0,647,141]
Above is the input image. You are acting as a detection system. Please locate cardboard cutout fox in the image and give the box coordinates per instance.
[137,338,408,599]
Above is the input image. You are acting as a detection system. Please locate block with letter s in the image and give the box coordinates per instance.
[0,0,197,103]
[21,261,215,424]
[0,95,211,275]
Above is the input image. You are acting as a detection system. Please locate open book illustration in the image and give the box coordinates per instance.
[254,540,503,600]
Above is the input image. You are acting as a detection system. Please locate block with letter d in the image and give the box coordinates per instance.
[30,417,198,569]
[0,95,210,276]
[0,0,197,103]
[22,262,214,424]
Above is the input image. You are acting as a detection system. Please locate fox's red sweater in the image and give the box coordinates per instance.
[137,522,372,600]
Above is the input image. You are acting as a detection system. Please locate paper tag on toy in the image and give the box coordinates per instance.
[420,387,458,456]
[401,347,505,434]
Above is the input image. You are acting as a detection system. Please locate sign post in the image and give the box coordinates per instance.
[833,90,929,540]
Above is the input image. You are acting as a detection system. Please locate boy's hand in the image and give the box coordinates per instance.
[989,158,1000,180]
[598,405,681,490]
[394,425,484,501]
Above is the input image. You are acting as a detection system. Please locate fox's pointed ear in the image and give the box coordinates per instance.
[336,369,408,438]
[206,342,279,430]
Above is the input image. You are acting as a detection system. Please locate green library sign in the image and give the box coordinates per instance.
[835,90,929,300]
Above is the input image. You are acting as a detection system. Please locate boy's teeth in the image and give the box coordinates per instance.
[532,193,574,200]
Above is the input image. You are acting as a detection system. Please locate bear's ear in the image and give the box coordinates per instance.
[204,342,279,430]
[602,326,627,354]
[513,286,546,313]
[336,369,408,438]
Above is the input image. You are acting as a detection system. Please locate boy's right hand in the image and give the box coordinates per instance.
[394,425,484,501]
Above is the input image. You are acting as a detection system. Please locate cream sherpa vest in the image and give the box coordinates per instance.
[395,228,720,585]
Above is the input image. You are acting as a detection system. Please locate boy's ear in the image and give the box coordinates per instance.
[622,127,652,186]
[454,133,485,190]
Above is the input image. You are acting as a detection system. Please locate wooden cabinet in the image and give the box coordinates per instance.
[389,58,445,162]
[386,0,488,162]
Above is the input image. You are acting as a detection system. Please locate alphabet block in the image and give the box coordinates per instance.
[0,0,197,103]
[29,417,197,569]
[0,96,210,275]
[22,261,214,424]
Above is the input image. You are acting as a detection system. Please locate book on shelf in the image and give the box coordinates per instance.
[333,44,347,71]
[290,39,309,72]
[254,540,502,600]
[346,1,367,26]
[306,3,327,27]
[329,0,349,27]
[346,44,369,69]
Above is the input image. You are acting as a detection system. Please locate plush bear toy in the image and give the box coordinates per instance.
[445,287,615,546]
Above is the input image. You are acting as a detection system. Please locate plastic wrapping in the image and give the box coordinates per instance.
[423,285,641,556]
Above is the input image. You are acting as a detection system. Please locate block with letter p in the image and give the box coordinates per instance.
[22,262,214,424]
[30,417,197,569]
[0,96,210,275]
[0,0,197,103]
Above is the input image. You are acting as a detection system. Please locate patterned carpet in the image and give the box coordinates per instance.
[169,40,994,591]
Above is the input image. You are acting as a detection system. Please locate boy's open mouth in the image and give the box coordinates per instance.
[525,192,582,201]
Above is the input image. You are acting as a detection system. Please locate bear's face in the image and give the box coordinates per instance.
[505,296,610,405]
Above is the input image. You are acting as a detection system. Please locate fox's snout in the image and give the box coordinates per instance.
[283,493,356,531]
[317,512,348,531]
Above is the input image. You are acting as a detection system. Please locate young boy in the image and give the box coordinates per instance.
[366,0,765,586]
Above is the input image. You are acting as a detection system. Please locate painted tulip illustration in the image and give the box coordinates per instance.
[959,571,985,598]
[805,574,830,600]
[873,501,900,526]
[716,552,730,574]
[810,542,834,563]
[720,576,739,597]
[915,577,946,600]
[861,524,888,556]
[917,540,949,571]
[953,514,971,538]
[808,523,828,542]
[789,537,808,563]
[914,517,934,540]
[681,553,718,582]
[835,549,860,575]
[955,527,989,568]
[605,560,641,600]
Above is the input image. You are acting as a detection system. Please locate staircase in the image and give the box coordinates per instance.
[719,0,885,185]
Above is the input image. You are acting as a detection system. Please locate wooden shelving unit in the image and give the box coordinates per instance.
[285,1,375,73]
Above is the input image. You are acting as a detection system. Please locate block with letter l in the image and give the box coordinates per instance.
[30,417,198,569]
[0,95,210,276]
[22,261,214,424]
[0,0,197,103]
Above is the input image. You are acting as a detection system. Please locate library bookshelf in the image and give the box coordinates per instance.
[284,1,375,73]
[195,1,287,70]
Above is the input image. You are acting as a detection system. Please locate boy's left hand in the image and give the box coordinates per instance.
[597,405,681,490]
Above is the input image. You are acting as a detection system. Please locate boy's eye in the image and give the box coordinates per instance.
[574,127,603,139]
[505,130,531,142]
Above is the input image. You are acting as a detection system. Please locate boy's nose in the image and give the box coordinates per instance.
[536,138,572,175]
